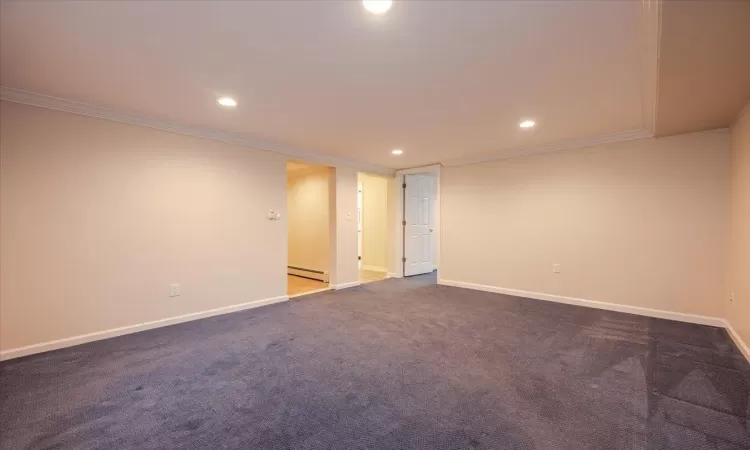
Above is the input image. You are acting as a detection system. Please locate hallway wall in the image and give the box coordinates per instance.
[359,173,389,272]
[287,165,330,274]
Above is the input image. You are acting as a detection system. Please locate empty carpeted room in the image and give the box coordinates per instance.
[1,1,749,449]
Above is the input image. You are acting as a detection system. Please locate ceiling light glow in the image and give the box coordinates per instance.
[391,149,403,155]
[217,97,237,107]
[363,0,393,15]
[519,120,536,129]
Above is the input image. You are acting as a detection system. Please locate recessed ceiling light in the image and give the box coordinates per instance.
[519,120,536,129]
[363,0,393,15]
[217,97,237,108]
[391,149,403,155]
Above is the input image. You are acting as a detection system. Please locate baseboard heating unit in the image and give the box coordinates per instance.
[287,266,329,283]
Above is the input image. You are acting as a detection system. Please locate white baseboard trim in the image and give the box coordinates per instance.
[362,265,388,273]
[437,279,726,328]
[0,295,289,361]
[332,281,361,290]
[288,287,331,298]
[387,272,401,279]
[724,320,750,363]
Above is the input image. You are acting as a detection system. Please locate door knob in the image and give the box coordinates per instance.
[429,228,433,232]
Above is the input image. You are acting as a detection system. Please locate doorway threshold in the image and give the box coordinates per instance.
[288,287,332,299]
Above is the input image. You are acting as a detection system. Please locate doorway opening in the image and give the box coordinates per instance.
[357,172,389,284]
[286,161,332,297]
[400,169,439,279]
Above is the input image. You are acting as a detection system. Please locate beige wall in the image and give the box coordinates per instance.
[287,166,329,273]
[441,130,730,318]
[0,101,289,352]
[728,101,750,347]
[358,173,389,272]
[3,98,742,357]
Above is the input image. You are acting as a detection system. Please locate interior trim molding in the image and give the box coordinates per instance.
[650,0,662,136]
[640,0,662,135]
[287,164,333,178]
[0,86,394,176]
[437,278,727,328]
[362,265,388,273]
[724,321,750,363]
[332,281,361,290]
[386,272,401,279]
[0,295,289,361]
[441,129,654,167]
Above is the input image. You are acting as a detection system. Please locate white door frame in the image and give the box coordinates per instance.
[392,164,441,278]
[357,183,363,269]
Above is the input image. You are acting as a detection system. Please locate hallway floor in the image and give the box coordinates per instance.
[287,275,328,296]
[287,269,388,297]
[358,268,387,283]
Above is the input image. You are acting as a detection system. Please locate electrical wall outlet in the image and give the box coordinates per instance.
[169,284,180,297]
[552,264,561,274]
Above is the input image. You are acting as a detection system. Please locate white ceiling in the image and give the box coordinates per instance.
[655,0,750,137]
[2,1,645,170]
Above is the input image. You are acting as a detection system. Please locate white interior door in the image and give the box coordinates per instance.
[404,174,435,276]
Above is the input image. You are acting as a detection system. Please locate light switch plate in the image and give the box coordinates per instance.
[268,211,281,220]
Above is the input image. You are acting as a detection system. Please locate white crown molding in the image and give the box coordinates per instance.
[441,128,654,167]
[395,163,442,176]
[1,87,668,174]
[0,86,395,176]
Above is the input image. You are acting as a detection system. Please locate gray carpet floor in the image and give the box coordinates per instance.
[1,274,749,449]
